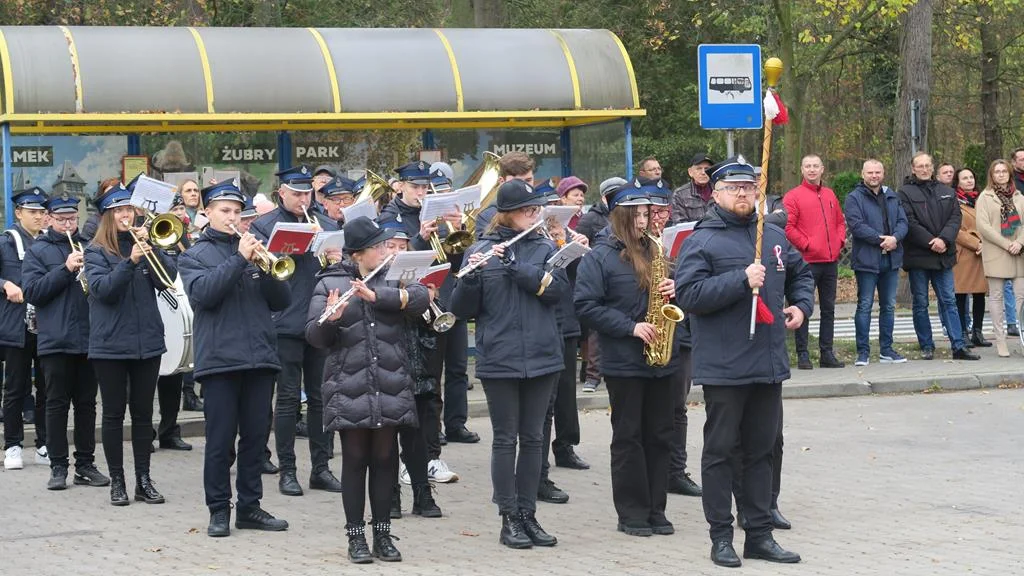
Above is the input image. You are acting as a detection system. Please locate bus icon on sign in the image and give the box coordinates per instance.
[709,76,752,96]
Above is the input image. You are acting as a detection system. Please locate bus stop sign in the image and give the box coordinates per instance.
[697,44,763,130]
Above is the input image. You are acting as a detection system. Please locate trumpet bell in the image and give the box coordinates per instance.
[442,229,474,255]
[432,311,456,333]
[270,255,296,281]
[149,213,184,248]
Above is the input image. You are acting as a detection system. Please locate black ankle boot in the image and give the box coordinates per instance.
[371,521,402,562]
[346,522,373,564]
[963,331,975,348]
[135,473,165,504]
[499,512,533,549]
[412,484,442,518]
[519,511,557,546]
[109,471,129,506]
[972,327,993,347]
[390,484,403,519]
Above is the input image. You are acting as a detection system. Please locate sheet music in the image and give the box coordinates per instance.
[201,168,241,187]
[419,191,463,222]
[453,185,482,214]
[312,231,345,256]
[129,175,177,214]
[162,172,199,189]
[542,205,580,229]
[546,241,590,270]
[342,199,377,223]
[384,250,439,282]
[661,222,697,258]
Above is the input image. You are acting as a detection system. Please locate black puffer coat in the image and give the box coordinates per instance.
[305,260,429,431]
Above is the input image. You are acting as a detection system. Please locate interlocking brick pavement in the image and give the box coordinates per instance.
[1,389,1022,575]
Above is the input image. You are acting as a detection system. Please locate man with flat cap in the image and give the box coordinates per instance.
[675,155,810,567]
[250,165,343,496]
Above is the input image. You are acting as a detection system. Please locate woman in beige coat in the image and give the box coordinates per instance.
[953,168,992,347]
[975,159,1024,356]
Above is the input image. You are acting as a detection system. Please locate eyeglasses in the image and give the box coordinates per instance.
[51,215,78,223]
[716,184,758,196]
[520,206,542,216]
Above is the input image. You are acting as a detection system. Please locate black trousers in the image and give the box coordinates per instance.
[341,427,397,525]
[795,261,839,354]
[39,353,97,470]
[275,336,329,474]
[424,330,448,461]
[606,375,675,526]
[2,332,47,450]
[542,337,581,480]
[733,402,784,513]
[442,319,469,432]
[956,293,986,334]
[154,373,183,443]
[92,357,161,475]
[396,394,433,488]
[201,370,274,512]
[669,348,693,477]
[702,383,782,543]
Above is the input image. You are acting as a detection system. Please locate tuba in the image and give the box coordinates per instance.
[643,231,684,367]
[356,170,394,213]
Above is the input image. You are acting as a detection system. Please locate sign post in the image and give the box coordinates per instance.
[698,44,763,152]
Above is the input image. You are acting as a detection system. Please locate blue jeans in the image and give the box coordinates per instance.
[1004,280,1017,326]
[908,268,966,351]
[854,269,899,356]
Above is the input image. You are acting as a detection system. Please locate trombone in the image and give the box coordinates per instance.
[123,215,179,291]
[228,224,295,281]
[66,230,88,294]
[301,204,330,268]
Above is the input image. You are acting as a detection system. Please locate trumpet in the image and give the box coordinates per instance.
[428,215,475,263]
[423,300,456,333]
[455,219,544,279]
[66,230,88,294]
[302,204,330,268]
[123,218,177,291]
[317,254,394,325]
[228,224,295,281]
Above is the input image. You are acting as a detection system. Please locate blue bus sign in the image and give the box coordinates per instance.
[697,44,763,130]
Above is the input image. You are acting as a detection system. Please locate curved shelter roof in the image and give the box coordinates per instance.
[0,26,643,134]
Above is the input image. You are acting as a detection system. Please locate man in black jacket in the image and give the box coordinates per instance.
[676,156,812,568]
[897,153,979,361]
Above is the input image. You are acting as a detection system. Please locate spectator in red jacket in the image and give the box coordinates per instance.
[783,155,848,370]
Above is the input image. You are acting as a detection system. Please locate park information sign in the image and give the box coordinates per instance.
[697,44,763,130]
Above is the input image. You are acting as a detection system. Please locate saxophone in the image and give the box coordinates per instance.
[643,231,684,367]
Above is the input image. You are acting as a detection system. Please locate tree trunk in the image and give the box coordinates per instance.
[472,0,507,27]
[892,0,933,185]
[978,2,1002,165]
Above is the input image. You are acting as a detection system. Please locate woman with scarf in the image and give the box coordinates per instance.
[952,168,992,348]
[975,160,1024,357]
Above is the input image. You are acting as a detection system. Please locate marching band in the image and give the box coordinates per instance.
[0,151,810,567]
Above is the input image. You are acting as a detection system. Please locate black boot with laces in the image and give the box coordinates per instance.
[134,473,165,504]
[412,483,442,518]
[499,512,533,549]
[346,522,373,564]
[371,520,402,562]
[519,511,557,546]
[109,471,129,506]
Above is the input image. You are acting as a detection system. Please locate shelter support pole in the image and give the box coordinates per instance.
[421,129,436,150]
[127,134,140,155]
[3,123,12,228]
[624,118,633,180]
[277,131,291,173]
[560,127,572,178]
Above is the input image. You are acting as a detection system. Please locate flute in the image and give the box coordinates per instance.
[316,254,395,326]
[455,219,544,279]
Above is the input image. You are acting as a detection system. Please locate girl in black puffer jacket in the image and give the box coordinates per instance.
[306,216,428,564]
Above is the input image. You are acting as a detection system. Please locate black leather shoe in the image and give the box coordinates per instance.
[295,420,309,438]
[667,472,702,496]
[554,447,590,470]
[520,511,557,546]
[770,507,791,530]
[921,348,935,360]
[109,472,129,506]
[953,348,981,360]
[963,331,976,348]
[309,469,343,492]
[500,513,533,549]
[47,465,68,491]
[236,506,288,531]
[617,522,653,537]
[73,464,110,487]
[134,473,165,504]
[712,540,742,567]
[819,351,845,368]
[445,426,480,443]
[537,479,569,504]
[797,352,813,370]
[208,508,231,537]
[182,389,204,411]
[743,536,801,563]
[279,471,304,496]
[261,459,279,475]
[412,484,442,518]
[371,521,402,561]
[1009,323,1020,337]
[391,484,403,519]
[159,437,193,451]
[649,513,675,535]
[971,328,992,347]
[346,523,373,564]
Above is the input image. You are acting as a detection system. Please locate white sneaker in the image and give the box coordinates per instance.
[399,462,412,485]
[35,446,50,465]
[4,446,24,470]
[427,459,459,483]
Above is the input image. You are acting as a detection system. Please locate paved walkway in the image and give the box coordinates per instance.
[1,389,1021,575]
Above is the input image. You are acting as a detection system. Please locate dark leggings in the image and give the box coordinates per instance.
[92,358,160,475]
[955,293,986,333]
[341,427,397,525]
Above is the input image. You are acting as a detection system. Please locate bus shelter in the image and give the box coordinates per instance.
[0,26,644,225]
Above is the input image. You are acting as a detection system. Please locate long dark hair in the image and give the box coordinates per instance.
[608,205,652,289]
[91,209,125,258]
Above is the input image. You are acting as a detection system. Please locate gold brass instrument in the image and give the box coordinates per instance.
[228,224,295,281]
[459,151,502,237]
[123,216,179,291]
[66,230,88,294]
[355,170,393,209]
[301,204,330,268]
[642,231,684,367]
